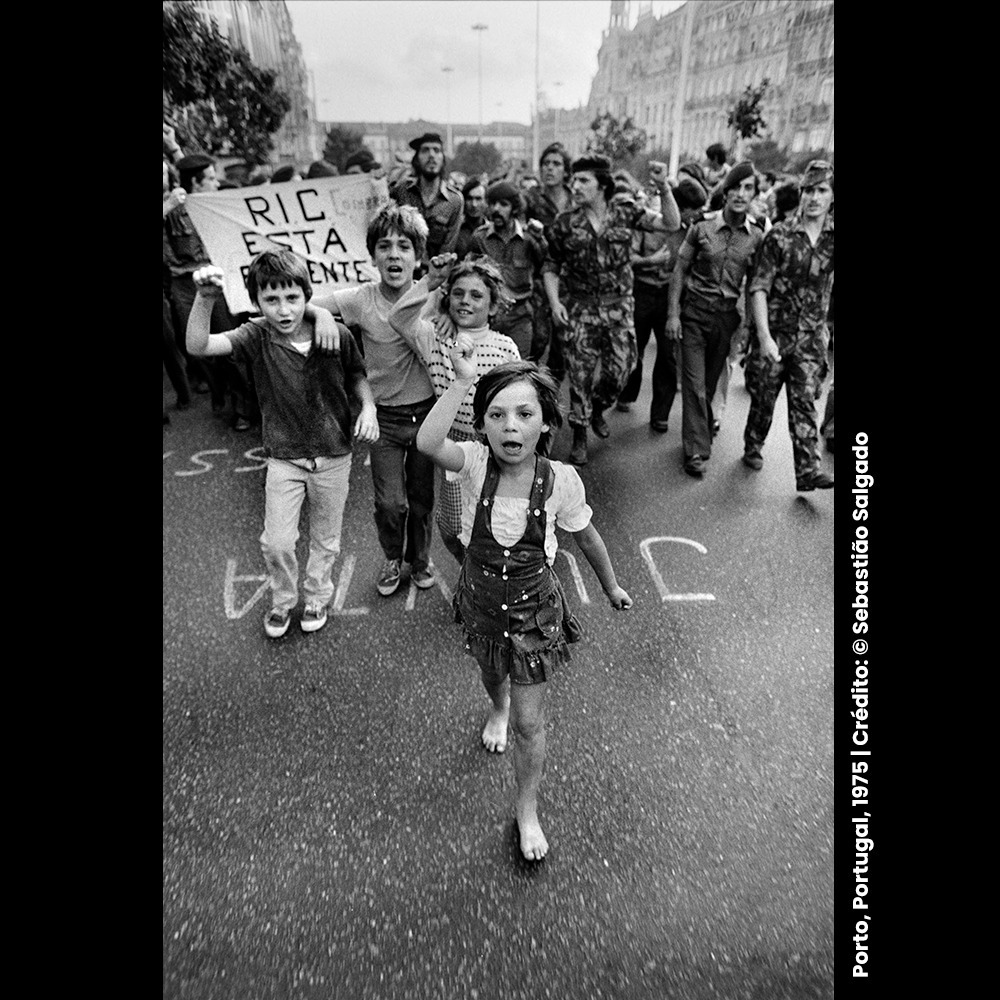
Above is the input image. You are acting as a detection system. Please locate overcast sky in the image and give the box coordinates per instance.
[287,0,685,126]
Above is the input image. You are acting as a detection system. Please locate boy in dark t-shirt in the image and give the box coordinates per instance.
[187,250,379,637]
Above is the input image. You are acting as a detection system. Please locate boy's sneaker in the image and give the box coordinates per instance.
[377,558,402,596]
[300,603,328,633]
[411,563,436,589]
[264,607,291,638]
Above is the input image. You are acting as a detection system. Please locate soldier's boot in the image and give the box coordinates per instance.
[590,407,611,439]
[568,424,588,466]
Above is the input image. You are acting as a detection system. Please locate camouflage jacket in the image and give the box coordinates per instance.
[543,201,670,301]
[749,211,834,337]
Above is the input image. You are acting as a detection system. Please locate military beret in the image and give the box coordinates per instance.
[486,181,520,204]
[801,159,834,188]
[175,154,213,174]
[409,132,444,151]
[722,161,757,193]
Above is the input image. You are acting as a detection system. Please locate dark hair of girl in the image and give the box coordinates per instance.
[472,360,564,454]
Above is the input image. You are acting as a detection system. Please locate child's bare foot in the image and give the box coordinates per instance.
[516,803,548,861]
[482,698,510,753]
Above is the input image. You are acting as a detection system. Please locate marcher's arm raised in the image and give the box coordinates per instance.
[186,266,235,356]
[416,334,477,471]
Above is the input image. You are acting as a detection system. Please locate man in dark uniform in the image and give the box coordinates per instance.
[667,161,763,477]
[470,181,547,358]
[390,132,463,267]
[455,177,487,260]
[742,160,835,491]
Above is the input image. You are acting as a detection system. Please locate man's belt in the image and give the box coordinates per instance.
[570,292,630,308]
[684,290,739,313]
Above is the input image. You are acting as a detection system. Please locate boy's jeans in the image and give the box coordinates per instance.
[369,399,436,572]
[261,455,352,611]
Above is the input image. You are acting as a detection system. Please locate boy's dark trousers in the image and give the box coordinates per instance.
[618,282,676,426]
[369,398,436,572]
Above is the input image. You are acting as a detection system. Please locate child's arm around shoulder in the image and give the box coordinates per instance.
[415,333,478,472]
[186,266,235,356]
[338,329,380,443]
[386,277,438,363]
[571,519,634,610]
[304,288,350,354]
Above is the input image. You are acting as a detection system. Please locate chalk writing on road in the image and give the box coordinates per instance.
[165,447,376,476]
[165,448,268,477]
[639,536,716,602]
[221,545,603,622]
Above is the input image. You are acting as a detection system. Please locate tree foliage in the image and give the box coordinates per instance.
[162,0,291,165]
[728,80,770,141]
[586,112,648,166]
[323,125,366,171]
[450,142,502,179]
[747,138,788,175]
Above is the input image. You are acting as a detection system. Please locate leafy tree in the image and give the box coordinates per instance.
[323,125,366,171]
[586,112,648,167]
[162,0,290,165]
[728,80,770,143]
[450,142,502,179]
[747,138,788,175]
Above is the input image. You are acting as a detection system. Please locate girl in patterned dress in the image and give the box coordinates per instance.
[417,347,633,861]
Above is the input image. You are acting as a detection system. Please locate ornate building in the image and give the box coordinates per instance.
[561,0,833,163]
[193,0,317,166]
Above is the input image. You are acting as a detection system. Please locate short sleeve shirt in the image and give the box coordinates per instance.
[225,321,367,459]
[677,210,764,302]
[748,212,835,338]
[328,284,434,406]
[448,441,593,564]
[470,221,547,301]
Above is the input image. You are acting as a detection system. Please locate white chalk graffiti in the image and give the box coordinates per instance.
[639,536,716,602]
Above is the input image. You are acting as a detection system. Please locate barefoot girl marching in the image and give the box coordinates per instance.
[417,341,633,861]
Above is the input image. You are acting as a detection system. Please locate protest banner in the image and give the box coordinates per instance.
[184,174,390,314]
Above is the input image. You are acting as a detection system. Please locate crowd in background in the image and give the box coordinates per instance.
[163,125,833,479]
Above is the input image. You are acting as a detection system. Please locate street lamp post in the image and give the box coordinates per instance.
[553,81,562,147]
[472,23,488,144]
[442,66,454,157]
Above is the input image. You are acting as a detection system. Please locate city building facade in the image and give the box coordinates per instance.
[320,120,532,170]
[193,0,317,167]
[547,0,833,165]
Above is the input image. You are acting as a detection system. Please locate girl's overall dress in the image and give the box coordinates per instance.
[454,452,582,683]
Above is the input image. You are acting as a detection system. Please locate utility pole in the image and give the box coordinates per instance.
[442,66,454,157]
[472,23,488,144]
[533,1,540,169]
[669,0,695,178]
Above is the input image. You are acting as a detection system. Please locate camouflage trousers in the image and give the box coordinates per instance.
[563,296,637,428]
[744,331,830,479]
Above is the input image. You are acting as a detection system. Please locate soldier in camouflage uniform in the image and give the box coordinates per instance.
[543,155,680,465]
[742,160,835,491]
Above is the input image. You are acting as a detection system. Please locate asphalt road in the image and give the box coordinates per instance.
[163,349,835,999]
